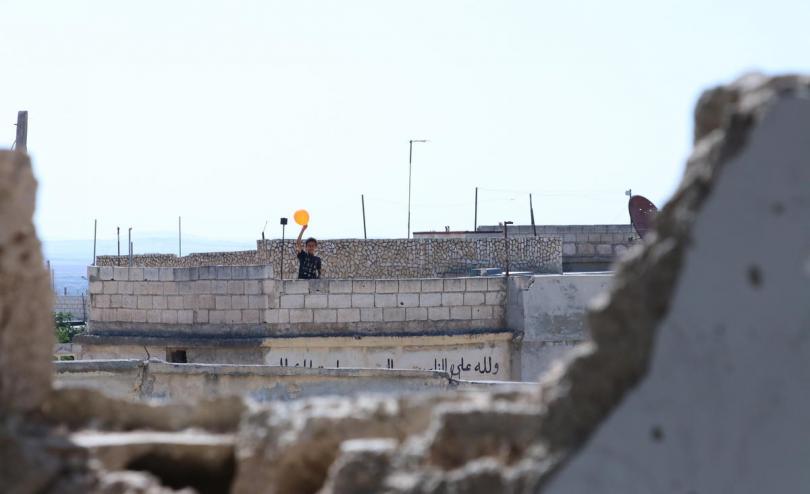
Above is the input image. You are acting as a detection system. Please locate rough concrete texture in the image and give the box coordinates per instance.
[0,151,54,416]
[1,74,808,493]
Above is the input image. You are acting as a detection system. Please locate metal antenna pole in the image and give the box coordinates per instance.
[15,111,28,152]
[117,227,120,265]
[93,219,98,265]
[178,216,182,257]
[474,187,478,231]
[530,194,537,237]
[407,140,412,239]
[361,194,367,239]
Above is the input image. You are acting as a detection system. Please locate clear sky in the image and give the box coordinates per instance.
[2,0,808,248]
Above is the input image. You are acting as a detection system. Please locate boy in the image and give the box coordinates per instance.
[295,224,322,279]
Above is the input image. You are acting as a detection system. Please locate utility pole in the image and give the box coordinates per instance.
[474,187,478,231]
[407,139,428,239]
[361,194,367,239]
[92,220,98,265]
[529,194,537,237]
[14,111,28,152]
[280,217,288,280]
[117,227,121,266]
[504,221,514,277]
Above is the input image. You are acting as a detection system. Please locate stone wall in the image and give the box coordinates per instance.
[96,236,563,277]
[416,224,638,271]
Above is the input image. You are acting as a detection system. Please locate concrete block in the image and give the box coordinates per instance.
[110,295,123,308]
[132,310,147,323]
[289,309,313,323]
[244,280,261,295]
[115,308,133,323]
[198,266,213,280]
[305,294,329,308]
[328,294,352,308]
[375,294,397,307]
[443,279,465,292]
[596,244,613,256]
[191,280,213,295]
[397,293,420,307]
[398,280,422,293]
[122,295,138,309]
[163,282,179,296]
[87,266,100,280]
[471,306,493,320]
[99,266,114,281]
[228,280,245,295]
[224,310,242,324]
[167,296,183,310]
[450,306,472,320]
[280,294,305,309]
[463,292,486,306]
[132,282,148,296]
[419,293,442,307]
[118,282,134,295]
[89,281,103,294]
[360,308,383,322]
[160,310,178,324]
[406,307,428,321]
[329,280,353,294]
[314,309,337,323]
[137,296,151,310]
[246,265,266,280]
[383,307,406,322]
[216,266,232,280]
[208,310,226,324]
[276,309,290,324]
[262,280,278,295]
[102,281,118,295]
[465,278,488,291]
[485,291,505,305]
[352,294,375,308]
[563,243,576,256]
[112,267,129,281]
[231,266,247,279]
[264,309,279,324]
[352,280,375,293]
[182,295,195,308]
[248,295,267,309]
[241,309,260,324]
[577,243,595,255]
[174,268,191,282]
[95,294,111,308]
[337,308,360,323]
[215,296,231,310]
[375,280,399,293]
[212,280,229,295]
[284,280,310,294]
[492,306,505,320]
[146,282,163,296]
[420,279,444,292]
[194,309,209,324]
[428,307,450,321]
[197,294,215,309]
[179,282,195,295]
[152,296,167,310]
[563,233,577,242]
[231,295,248,310]
[146,309,161,323]
[309,279,328,293]
[177,310,193,324]
[487,278,506,291]
[144,267,160,281]
[441,292,464,306]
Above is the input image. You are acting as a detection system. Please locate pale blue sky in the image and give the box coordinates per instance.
[2,0,808,249]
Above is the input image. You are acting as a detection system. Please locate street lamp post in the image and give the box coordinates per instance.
[407,139,429,239]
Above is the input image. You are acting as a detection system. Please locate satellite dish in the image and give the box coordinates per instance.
[628,195,658,239]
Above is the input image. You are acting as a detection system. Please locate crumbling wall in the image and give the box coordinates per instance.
[1,74,808,494]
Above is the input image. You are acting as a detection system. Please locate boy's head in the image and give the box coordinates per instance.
[305,237,317,255]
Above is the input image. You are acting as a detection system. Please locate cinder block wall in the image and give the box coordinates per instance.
[86,265,509,337]
[266,276,507,334]
[87,265,275,335]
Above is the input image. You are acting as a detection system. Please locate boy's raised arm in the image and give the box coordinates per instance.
[295,224,307,253]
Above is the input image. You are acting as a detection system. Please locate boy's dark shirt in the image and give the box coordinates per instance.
[297,250,322,279]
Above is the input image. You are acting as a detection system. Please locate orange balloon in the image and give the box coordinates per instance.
[294,209,310,226]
